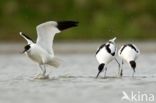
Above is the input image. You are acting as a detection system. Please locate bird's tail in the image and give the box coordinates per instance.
[48,57,62,68]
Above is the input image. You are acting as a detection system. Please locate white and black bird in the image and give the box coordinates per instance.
[95,37,120,78]
[118,44,140,77]
[20,21,78,79]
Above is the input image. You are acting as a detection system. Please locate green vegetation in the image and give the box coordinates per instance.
[0,0,156,41]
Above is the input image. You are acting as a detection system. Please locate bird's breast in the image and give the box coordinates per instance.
[26,46,48,64]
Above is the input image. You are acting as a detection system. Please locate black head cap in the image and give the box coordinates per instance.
[23,44,31,53]
[57,21,79,31]
[130,61,136,71]
[96,63,105,78]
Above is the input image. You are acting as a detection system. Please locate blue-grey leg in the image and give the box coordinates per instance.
[39,65,46,76]
[104,67,107,78]
[35,64,48,79]
[132,71,135,77]
[115,57,120,76]
[43,65,49,78]
[132,67,135,78]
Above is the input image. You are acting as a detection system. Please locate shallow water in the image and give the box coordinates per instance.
[0,52,156,103]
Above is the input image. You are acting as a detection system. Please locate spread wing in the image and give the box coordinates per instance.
[36,21,78,55]
[36,21,60,55]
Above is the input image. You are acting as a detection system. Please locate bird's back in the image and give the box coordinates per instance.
[119,44,139,61]
[96,43,115,64]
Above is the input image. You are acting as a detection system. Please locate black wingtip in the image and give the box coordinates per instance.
[19,32,34,42]
[57,21,79,31]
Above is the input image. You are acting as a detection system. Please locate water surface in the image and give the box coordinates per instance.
[0,43,156,103]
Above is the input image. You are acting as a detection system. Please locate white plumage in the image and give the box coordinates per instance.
[118,44,140,77]
[20,21,78,79]
[96,38,116,64]
[36,21,60,55]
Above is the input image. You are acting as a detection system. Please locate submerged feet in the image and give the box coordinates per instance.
[35,64,49,79]
[34,74,49,79]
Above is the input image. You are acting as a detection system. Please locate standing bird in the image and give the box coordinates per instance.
[95,37,120,78]
[118,44,140,77]
[20,21,78,79]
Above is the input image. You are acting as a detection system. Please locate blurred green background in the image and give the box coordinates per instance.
[0,0,156,42]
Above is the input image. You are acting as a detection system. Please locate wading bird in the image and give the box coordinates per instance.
[118,44,140,77]
[96,37,120,78]
[20,21,78,79]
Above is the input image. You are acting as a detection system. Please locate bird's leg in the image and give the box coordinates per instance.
[115,57,120,76]
[35,64,48,79]
[104,67,107,78]
[132,68,135,78]
[43,65,49,78]
[39,65,45,75]
[42,65,46,76]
